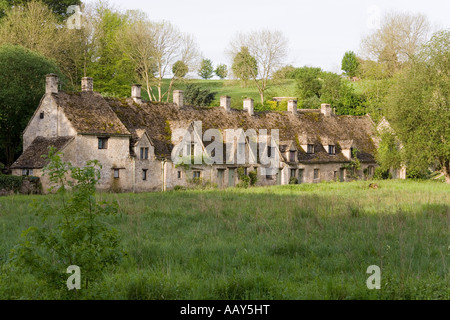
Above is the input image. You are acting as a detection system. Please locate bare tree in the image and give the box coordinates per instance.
[361,12,432,75]
[229,30,288,104]
[117,18,199,102]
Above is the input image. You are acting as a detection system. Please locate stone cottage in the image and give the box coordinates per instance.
[11,75,379,193]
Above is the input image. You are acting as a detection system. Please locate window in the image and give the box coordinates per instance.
[328,145,336,155]
[290,169,297,178]
[98,137,109,149]
[39,112,44,119]
[267,146,273,157]
[314,169,319,180]
[190,142,195,156]
[22,169,33,176]
[140,147,149,160]
[289,151,296,162]
[193,171,201,179]
[142,169,148,181]
[334,171,338,180]
[307,144,314,154]
[266,174,274,180]
[113,169,120,179]
[243,167,248,176]
[368,166,374,176]
[211,149,216,157]
[177,171,182,179]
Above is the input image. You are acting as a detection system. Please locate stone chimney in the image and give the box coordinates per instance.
[81,77,94,92]
[288,100,297,114]
[321,103,333,117]
[220,96,231,112]
[243,98,254,116]
[46,74,59,94]
[173,90,184,107]
[131,84,142,103]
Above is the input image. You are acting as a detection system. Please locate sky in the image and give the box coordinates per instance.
[84,0,449,75]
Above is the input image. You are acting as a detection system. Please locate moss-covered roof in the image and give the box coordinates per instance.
[56,92,130,136]
[11,136,74,169]
[107,98,377,164]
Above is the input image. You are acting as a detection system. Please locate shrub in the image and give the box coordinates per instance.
[8,147,123,297]
[0,175,24,192]
[184,84,216,107]
[289,177,298,185]
[249,170,258,186]
[373,167,391,180]
[237,167,250,188]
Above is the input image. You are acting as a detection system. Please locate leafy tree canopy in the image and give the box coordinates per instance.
[0,44,63,165]
[198,58,214,80]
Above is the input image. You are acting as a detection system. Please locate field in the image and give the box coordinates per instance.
[0,180,449,300]
[142,79,298,110]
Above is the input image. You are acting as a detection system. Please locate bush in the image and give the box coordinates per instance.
[249,170,258,186]
[184,84,216,107]
[373,167,391,180]
[237,167,250,188]
[289,177,298,185]
[0,175,24,192]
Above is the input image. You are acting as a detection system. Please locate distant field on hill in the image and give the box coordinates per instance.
[141,79,298,110]
[0,180,448,300]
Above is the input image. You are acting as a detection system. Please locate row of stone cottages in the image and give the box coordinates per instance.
[10,75,391,193]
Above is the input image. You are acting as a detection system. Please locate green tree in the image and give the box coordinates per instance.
[86,3,136,96]
[341,51,360,77]
[272,65,296,79]
[231,46,258,88]
[0,44,62,166]
[173,60,189,78]
[184,84,216,107]
[214,63,228,79]
[295,66,322,107]
[3,0,81,19]
[320,71,342,106]
[198,59,214,79]
[385,30,450,183]
[9,148,122,296]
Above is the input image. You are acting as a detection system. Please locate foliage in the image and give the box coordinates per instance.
[0,44,62,166]
[341,51,360,77]
[198,59,214,80]
[373,167,391,180]
[342,148,361,180]
[214,64,228,80]
[4,0,82,19]
[295,66,322,107]
[184,84,216,107]
[248,170,258,186]
[87,5,136,97]
[7,147,123,297]
[376,131,403,172]
[273,65,296,79]
[0,175,24,192]
[172,60,189,78]
[385,30,450,183]
[231,46,258,87]
[289,177,298,185]
[236,167,250,188]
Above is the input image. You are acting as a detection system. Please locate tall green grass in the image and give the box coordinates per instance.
[0,180,448,299]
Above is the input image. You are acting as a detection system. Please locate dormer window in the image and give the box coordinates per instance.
[140,147,149,160]
[39,112,44,119]
[307,144,314,154]
[328,145,336,155]
[289,151,296,162]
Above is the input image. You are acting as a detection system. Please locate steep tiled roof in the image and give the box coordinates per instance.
[11,136,74,169]
[56,92,130,136]
[107,98,377,164]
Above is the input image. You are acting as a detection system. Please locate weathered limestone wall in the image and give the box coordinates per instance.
[74,135,134,192]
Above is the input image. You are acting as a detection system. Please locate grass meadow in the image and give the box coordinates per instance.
[0,180,448,300]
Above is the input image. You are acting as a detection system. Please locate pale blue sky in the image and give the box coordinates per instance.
[85,0,449,74]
